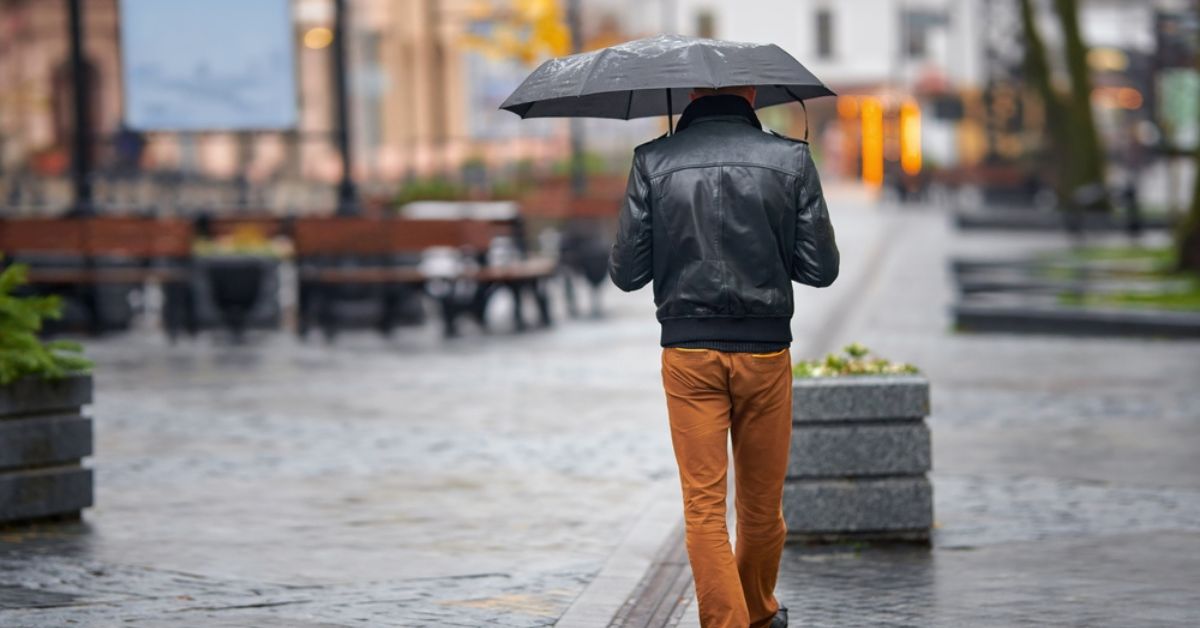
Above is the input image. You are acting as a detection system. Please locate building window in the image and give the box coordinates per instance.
[816,9,834,59]
[903,10,947,59]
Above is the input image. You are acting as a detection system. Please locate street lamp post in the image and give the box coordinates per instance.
[67,0,94,216]
[332,0,358,215]
[566,0,586,198]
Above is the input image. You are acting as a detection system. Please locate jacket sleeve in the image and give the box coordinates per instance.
[790,148,840,287]
[608,152,654,291]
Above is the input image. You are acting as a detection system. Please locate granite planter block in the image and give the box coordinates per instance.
[0,415,93,469]
[787,375,933,543]
[792,375,929,422]
[788,422,930,478]
[0,374,94,525]
[0,467,93,523]
[783,477,933,534]
[0,374,92,416]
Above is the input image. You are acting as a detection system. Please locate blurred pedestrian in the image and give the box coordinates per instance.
[609,86,839,628]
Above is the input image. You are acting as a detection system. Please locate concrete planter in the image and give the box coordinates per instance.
[785,375,932,543]
[0,374,94,525]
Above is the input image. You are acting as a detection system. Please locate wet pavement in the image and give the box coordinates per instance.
[1,276,679,625]
[4,197,1199,627]
[0,191,883,627]
[670,208,1200,627]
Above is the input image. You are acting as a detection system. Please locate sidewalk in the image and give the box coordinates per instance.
[0,189,889,627]
[2,279,683,625]
[5,199,1196,626]
[671,205,1200,627]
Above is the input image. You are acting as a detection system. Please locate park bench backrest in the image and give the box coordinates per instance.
[293,217,393,256]
[143,219,194,259]
[0,218,86,256]
[0,217,192,261]
[389,219,501,253]
[85,217,193,259]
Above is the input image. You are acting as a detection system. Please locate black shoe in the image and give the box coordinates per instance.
[769,605,788,628]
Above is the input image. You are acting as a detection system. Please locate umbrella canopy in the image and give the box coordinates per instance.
[500,34,835,120]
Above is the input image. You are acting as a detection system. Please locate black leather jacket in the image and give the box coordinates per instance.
[608,95,839,348]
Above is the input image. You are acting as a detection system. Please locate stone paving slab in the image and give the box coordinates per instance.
[0,195,887,627]
[775,531,1200,628]
[0,284,681,626]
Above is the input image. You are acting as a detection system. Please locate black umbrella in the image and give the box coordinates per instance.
[500,34,834,133]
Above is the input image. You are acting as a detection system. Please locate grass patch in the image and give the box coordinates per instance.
[1059,275,1200,311]
[1028,245,1200,311]
[1036,245,1183,277]
[1065,244,1176,269]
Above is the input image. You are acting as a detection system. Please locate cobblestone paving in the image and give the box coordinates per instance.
[762,209,1200,627]
[0,192,887,628]
[0,284,683,626]
[673,208,1200,627]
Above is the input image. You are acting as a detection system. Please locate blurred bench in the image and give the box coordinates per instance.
[293,217,555,340]
[0,217,194,335]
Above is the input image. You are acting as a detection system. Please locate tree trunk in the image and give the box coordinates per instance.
[1052,0,1111,211]
[1178,135,1200,272]
[1019,0,1073,206]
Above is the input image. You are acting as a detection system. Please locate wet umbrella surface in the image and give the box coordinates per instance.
[500,34,835,121]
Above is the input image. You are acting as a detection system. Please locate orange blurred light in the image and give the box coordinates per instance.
[1091,86,1144,110]
[1116,87,1143,110]
[304,26,333,50]
[900,100,922,176]
[837,96,859,119]
[861,97,884,188]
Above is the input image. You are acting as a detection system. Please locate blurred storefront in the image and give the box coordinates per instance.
[674,0,1193,207]
[0,0,121,183]
[0,0,606,213]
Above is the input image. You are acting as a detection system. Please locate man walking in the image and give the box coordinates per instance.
[608,86,839,628]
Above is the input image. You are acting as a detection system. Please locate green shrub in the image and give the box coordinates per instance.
[793,343,918,378]
[0,262,92,385]
[392,177,468,206]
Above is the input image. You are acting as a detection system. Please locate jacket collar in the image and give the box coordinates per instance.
[674,94,762,133]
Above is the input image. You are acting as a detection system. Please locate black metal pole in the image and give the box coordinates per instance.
[566,0,586,197]
[332,0,358,215]
[67,0,93,216]
[666,88,673,135]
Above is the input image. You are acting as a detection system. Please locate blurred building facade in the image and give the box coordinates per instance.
[0,0,1194,212]
[0,0,612,212]
[673,0,1195,204]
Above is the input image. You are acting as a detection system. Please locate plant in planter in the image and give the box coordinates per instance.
[0,262,95,525]
[0,263,92,384]
[192,226,287,341]
[793,342,918,378]
[786,344,933,543]
[391,176,469,207]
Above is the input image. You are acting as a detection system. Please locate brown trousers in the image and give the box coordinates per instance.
[661,347,793,628]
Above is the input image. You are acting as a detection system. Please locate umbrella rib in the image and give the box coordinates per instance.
[624,90,634,120]
[700,45,718,88]
[576,48,613,98]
